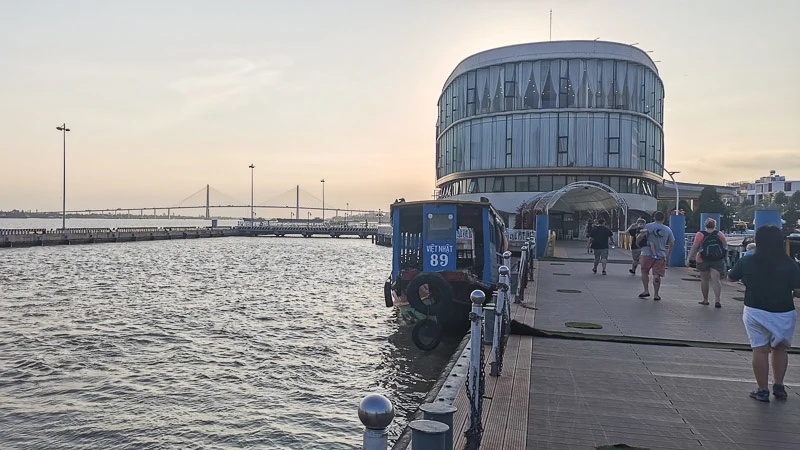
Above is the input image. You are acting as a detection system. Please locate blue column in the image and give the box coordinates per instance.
[669,214,686,267]
[535,214,549,259]
[754,209,782,230]
[699,213,721,229]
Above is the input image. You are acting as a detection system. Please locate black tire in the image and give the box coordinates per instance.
[411,318,442,351]
[383,277,394,308]
[406,272,452,316]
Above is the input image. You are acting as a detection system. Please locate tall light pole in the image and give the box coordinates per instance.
[320,178,326,222]
[56,124,70,230]
[653,159,680,213]
[249,164,255,222]
[346,202,349,222]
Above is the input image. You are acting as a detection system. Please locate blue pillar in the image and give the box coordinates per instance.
[669,214,686,267]
[535,214,549,259]
[699,213,721,230]
[754,209,782,230]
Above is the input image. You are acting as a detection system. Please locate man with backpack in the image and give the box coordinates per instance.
[626,218,647,275]
[689,218,728,307]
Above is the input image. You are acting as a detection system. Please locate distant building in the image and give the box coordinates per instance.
[745,170,800,204]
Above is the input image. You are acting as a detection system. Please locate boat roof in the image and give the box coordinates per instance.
[390,199,503,219]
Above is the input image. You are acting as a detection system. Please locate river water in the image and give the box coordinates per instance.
[0,220,461,449]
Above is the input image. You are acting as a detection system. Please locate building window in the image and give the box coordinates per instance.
[786,182,792,191]
[491,177,504,192]
[768,183,773,192]
[506,119,513,168]
[540,175,553,192]
[469,179,478,193]
[504,176,515,192]
[516,176,529,192]
[541,72,557,108]
[467,71,476,116]
[529,175,539,191]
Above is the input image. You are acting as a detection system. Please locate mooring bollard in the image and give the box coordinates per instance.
[409,419,449,450]
[482,303,495,345]
[420,403,457,450]
[358,393,395,450]
[491,265,510,376]
[503,250,512,272]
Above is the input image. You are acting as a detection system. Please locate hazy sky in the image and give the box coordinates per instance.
[1,0,798,214]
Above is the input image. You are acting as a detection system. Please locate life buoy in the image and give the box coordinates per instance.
[383,277,394,308]
[411,317,442,351]
[406,272,452,315]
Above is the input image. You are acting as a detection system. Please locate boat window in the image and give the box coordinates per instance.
[426,213,455,242]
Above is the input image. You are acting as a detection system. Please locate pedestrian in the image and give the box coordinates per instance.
[626,218,647,275]
[637,211,675,301]
[589,218,614,275]
[688,218,728,308]
[585,219,594,253]
[744,243,756,256]
[728,225,800,402]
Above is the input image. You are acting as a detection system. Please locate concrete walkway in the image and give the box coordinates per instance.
[526,241,800,449]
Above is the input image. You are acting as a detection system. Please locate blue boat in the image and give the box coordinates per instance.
[383,199,508,348]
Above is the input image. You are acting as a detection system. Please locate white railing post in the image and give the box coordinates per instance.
[491,266,510,376]
[358,394,395,450]
[467,290,485,442]
[503,250,511,271]
[516,246,527,302]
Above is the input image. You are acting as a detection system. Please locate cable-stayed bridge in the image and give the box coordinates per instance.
[43,185,385,220]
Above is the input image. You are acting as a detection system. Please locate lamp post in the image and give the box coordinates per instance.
[346,202,349,222]
[652,159,680,213]
[320,178,325,222]
[56,124,70,230]
[249,164,255,222]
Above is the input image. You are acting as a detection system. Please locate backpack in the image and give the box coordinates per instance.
[700,230,725,261]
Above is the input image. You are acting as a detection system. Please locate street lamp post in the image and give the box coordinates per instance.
[249,164,255,222]
[56,124,70,230]
[320,178,326,222]
[653,160,680,213]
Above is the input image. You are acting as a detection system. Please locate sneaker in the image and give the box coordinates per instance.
[750,389,770,402]
[602,270,607,275]
[592,268,597,273]
[774,384,788,400]
[629,269,636,275]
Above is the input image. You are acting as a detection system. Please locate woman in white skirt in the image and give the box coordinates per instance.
[728,225,800,401]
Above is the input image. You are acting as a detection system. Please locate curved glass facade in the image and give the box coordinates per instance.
[435,55,665,194]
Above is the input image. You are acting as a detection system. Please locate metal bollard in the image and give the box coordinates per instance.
[420,403,457,450]
[468,290,485,432]
[491,265,510,376]
[482,303,495,345]
[358,393,395,450]
[409,419,449,450]
[503,250,512,272]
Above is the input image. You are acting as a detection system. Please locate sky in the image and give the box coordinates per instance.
[1,0,798,215]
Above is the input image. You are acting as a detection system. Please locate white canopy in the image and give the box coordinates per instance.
[526,181,629,214]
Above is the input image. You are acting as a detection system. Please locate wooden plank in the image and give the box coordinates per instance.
[481,336,521,449]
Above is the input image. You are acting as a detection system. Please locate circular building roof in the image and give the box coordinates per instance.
[443,40,659,90]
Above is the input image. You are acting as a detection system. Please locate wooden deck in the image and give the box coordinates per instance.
[450,261,539,450]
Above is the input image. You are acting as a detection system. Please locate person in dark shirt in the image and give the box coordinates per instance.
[626,218,646,275]
[728,225,800,402]
[589,218,614,275]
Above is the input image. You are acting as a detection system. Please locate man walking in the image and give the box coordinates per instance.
[638,211,675,301]
[626,218,647,275]
[589,218,614,275]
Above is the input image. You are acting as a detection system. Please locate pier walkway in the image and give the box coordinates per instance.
[449,240,800,450]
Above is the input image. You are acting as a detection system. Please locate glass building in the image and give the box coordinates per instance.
[435,41,664,220]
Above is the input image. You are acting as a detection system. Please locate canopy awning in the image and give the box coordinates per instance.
[526,181,629,214]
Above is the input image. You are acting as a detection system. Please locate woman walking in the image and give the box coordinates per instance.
[728,225,800,401]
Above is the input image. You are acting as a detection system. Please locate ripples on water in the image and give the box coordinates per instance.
[0,237,460,449]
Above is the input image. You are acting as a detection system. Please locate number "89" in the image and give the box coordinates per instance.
[429,253,449,267]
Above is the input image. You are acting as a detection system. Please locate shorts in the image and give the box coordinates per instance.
[743,306,797,348]
[640,255,666,277]
[593,248,609,263]
[697,259,726,275]
[631,248,642,264]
